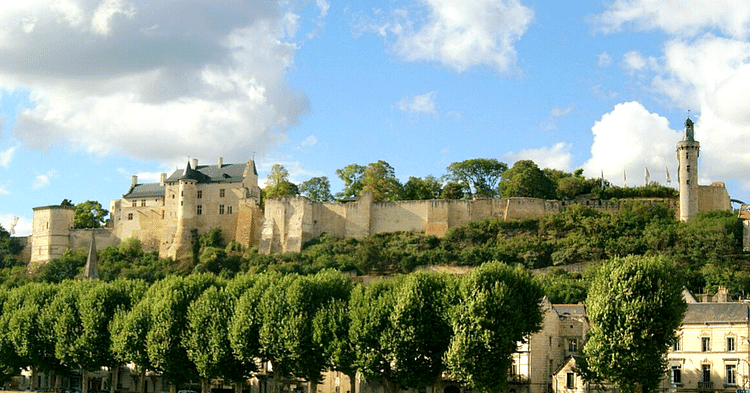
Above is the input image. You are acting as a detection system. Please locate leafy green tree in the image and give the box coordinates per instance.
[60,199,74,207]
[445,158,507,197]
[400,176,442,200]
[111,300,152,393]
[581,255,687,393]
[444,262,544,393]
[36,248,87,283]
[300,176,334,202]
[439,182,466,199]
[313,299,357,393]
[74,200,109,228]
[335,164,366,199]
[361,160,402,202]
[264,164,299,199]
[146,274,220,390]
[498,160,557,199]
[533,268,587,304]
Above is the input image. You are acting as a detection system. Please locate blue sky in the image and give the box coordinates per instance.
[2,0,750,236]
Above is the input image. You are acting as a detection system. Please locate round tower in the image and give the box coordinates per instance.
[677,117,699,221]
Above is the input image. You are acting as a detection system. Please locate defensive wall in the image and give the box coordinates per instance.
[258,190,682,254]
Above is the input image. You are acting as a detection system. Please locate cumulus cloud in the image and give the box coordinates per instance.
[396,91,438,115]
[0,1,318,165]
[621,50,657,73]
[32,170,57,189]
[598,52,612,67]
[539,105,574,132]
[595,0,750,39]
[356,0,534,73]
[583,102,681,186]
[503,142,573,171]
[0,145,16,168]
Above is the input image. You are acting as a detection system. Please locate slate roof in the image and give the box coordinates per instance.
[123,161,251,199]
[682,302,749,324]
[554,304,586,318]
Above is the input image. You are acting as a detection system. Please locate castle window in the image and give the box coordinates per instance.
[220,189,225,197]
[141,199,146,206]
[566,373,575,389]
[727,337,735,352]
[197,205,202,215]
[227,206,233,215]
[181,191,183,196]
[180,201,183,206]
[672,366,681,384]
[219,204,225,214]
[702,337,710,352]
[127,213,133,220]
[132,201,137,207]
[673,336,682,351]
[197,190,202,199]
[727,364,736,385]
[568,338,578,353]
[686,165,690,173]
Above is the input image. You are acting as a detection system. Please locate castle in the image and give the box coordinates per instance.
[26,118,733,265]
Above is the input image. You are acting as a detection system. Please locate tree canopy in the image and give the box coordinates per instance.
[445,158,507,197]
[264,164,299,199]
[73,200,109,229]
[581,255,687,393]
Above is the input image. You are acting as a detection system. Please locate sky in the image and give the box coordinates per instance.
[2,0,750,237]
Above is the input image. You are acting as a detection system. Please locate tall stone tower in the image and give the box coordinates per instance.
[677,117,699,221]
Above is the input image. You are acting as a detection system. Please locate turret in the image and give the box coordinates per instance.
[677,116,700,221]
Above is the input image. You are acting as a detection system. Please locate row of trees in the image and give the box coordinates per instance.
[0,263,545,393]
[264,159,678,203]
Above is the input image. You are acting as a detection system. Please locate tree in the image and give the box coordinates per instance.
[361,161,402,202]
[444,262,544,393]
[312,299,357,393]
[581,255,687,393]
[74,200,109,229]
[498,160,556,199]
[335,164,366,199]
[111,300,152,393]
[445,158,507,197]
[264,164,299,199]
[300,176,334,202]
[0,224,22,265]
[400,176,442,200]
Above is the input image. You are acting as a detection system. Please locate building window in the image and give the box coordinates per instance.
[219,205,225,214]
[127,213,133,220]
[671,366,681,385]
[141,199,146,206]
[673,337,682,351]
[181,191,183,196]
[726,364,736,385]
[220,189,225,197]
[727,337,735,352]
[197,190,202,199]
[702,337,710,352]
[227,205,233,214]
[181,201,183,206]
[197,205,202,215]
[566,373,575,389]
[568,339,578,353]
[702,365,711,382]
[132,201,137,207]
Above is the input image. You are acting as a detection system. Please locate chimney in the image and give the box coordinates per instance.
[160,173,166,187]
[131,175,138,187]
[218,157,223,167]
[192,158,198,169]
[714,286,729,302]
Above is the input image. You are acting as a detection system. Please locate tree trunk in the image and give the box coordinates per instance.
[233,380,244,393]
[308,380,317,393]
[201,378,211,393]
[82,370,89,393]
[347,372,356,393]
[138,369,146,393]
[170,382,178,393]
[110,364,119,393]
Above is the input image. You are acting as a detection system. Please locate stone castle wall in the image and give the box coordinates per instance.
[258,192,683,254]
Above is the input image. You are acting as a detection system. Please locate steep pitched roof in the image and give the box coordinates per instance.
[123,161,252,199]
[123,183,165,198]
[682,303,749,324]
[83,231,98,280]
[554,304,586,318]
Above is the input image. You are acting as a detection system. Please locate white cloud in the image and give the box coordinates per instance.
[0,145,17,168]
[621,50,657,73]
[357,0,534,73]
[0,183,8,195]
[503,142,573,171]
[583,102,681,186]
[32,170,57,189]
[539,105,574,131]
[598,52,612,67]
[0,1,315,165]
[595,0,750,39]
[300,135,318,147]
[396,91,438,115]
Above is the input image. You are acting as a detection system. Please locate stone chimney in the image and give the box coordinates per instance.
[192,158,199,169]
[714,286,729,302]
[131,175,138,187]
[160,173,166,187]
[218,157,223,167]
[701,293,711,303]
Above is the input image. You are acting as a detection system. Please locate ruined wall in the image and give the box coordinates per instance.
[69,228,120,252]
[259,193,686,255]
[698,182,731,213]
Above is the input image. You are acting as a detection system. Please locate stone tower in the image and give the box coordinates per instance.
[29,205,75,267]
[677,117,700,221]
